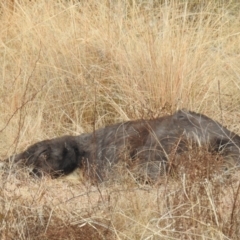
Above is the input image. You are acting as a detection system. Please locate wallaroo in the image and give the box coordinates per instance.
[7,109,240,182]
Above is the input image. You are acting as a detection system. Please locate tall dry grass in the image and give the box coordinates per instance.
[0,0,240,239]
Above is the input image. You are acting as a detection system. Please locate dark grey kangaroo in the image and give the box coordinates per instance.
[8,109,240,181]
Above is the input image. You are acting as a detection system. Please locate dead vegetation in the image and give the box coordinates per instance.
[1,148,240,239]
[1,0,240,239]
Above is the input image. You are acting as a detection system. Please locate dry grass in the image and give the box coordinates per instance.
[1,0,240,239]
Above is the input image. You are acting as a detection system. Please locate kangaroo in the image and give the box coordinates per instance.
[7,109,240,182]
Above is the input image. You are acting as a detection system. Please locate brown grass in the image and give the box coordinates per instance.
[1,0,240,239]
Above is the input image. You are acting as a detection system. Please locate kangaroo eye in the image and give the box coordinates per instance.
[40,154,47,161]
[38,149,49,161]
